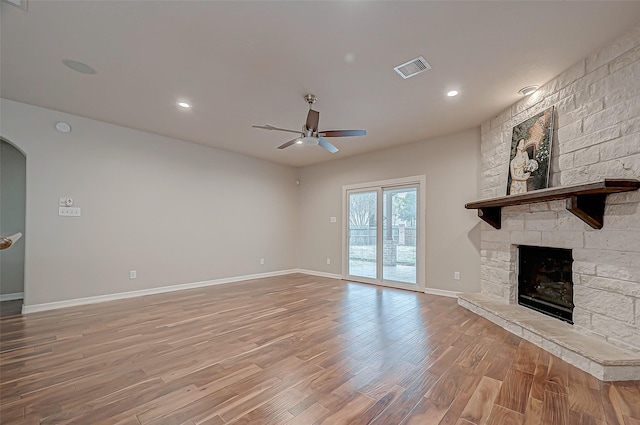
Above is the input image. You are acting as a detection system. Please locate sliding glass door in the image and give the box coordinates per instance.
[344,176,424,292]
[382,187,417,284]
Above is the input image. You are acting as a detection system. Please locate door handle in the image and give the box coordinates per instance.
[0,232,22,250]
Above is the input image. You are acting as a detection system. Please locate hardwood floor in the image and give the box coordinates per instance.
[1,274,639,424]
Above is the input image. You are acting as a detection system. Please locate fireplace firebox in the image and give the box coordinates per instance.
[517,245,574,323]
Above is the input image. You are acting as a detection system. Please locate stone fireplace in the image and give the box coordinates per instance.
[459,23,640,380]
[517,245,574,324]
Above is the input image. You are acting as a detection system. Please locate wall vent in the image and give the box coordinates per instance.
[394,56,431,79]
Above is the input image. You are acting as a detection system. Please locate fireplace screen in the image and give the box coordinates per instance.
[518,245,574,323]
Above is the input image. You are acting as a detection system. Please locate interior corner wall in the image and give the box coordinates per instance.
[0,140,26,295]
[0,99,299,307]
[296,128,482,293]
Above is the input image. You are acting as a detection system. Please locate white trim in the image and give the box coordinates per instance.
[294,269,342,280]
[338,270,421,292]
[424,288,459,298]
[342,175,426,192]
[0,292,24,301]
[16,269,459,315]
[22,270,299,314]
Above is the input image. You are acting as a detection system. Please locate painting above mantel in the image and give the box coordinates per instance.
[506,107,554,195]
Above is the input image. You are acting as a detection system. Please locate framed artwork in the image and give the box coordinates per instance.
[506,106,554,195]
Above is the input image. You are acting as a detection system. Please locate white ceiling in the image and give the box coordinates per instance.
[2,1,640,167]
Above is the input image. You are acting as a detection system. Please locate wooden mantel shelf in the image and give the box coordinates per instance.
[465,179,640,230]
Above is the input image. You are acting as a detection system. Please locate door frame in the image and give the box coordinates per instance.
[342,175,426,292]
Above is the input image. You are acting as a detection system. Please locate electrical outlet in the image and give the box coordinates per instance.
[130,270,137,279]
[326,258,331,265]
[454,271,460,280]
[260,258,265,265]
[330,217,337,223]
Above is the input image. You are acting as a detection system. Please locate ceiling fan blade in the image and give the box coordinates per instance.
[305,109,320,132]
[318,136,339,153]
[252,124,301,135]
[320,130,366,137]
[277,137,300,150]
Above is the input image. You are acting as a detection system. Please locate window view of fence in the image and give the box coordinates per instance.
[348,187,417,284]
[348,191,377,279]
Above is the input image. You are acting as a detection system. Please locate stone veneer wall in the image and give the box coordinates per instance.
[479,23,640,353]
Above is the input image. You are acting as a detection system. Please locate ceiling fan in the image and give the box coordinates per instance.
[252,94,366,153]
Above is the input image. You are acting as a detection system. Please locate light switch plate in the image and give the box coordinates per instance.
[59,207,81,217]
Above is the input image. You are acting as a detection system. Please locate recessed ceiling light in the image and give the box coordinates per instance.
[519,85,539,96]
[447,90,459,97]
[55,122,71,133]
[177,101,191,109]
[62,59,96,75]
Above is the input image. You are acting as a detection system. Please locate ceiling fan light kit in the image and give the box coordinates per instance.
[300,136,318,146]
[252,94,366,154]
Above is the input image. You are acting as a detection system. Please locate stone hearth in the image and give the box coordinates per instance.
[459,293,640,381]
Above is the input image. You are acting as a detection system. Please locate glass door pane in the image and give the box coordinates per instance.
[348,191,377,279]
[382,187,417,284]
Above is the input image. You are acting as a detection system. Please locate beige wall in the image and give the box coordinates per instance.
[1,98,482,308]
[297,128,482,293]
[0,140,26,296]
[1,99,299,306]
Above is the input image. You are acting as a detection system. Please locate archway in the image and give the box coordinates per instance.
[1,138,26,316]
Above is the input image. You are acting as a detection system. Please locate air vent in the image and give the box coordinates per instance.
[394,56,431,79]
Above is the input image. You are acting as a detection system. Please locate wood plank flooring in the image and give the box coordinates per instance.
[1,274,639,424]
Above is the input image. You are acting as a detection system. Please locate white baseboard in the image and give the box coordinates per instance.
[293,269,342,280]
[424,287,460,298]
[22,269,300,314]
[0,292,24,301]
[19,269,392,314]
